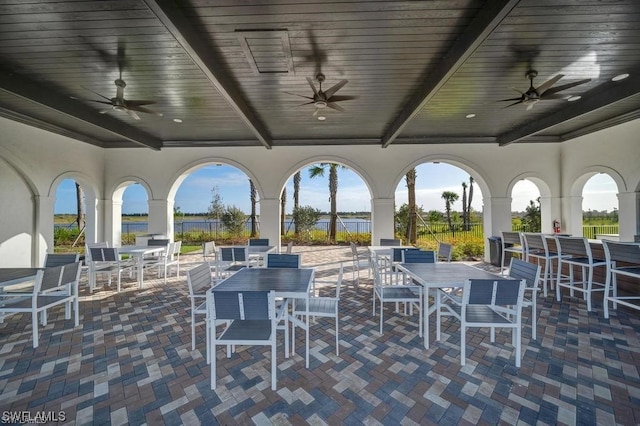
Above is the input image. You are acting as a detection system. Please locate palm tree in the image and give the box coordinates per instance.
[249,179,257,237]
[441,191,459,231]
[280,187,286,236]
[75,182,85,231]
[293,171,301,234]
[467,176,474,227]
[461,181,468,231]
[405,168,417,244]
[309,163,342,242]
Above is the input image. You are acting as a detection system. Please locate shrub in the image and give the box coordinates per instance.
[221,206,247,237]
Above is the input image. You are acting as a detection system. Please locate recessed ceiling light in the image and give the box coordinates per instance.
[465,113,476,118]
[567,96,581,102]
[317,116,326,121]
[612,73,629,81]
[173,118,183,123]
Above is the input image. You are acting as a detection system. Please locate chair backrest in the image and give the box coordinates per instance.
[555,236,590,258]
[85,242,108,262]
[209,290,274,320]
[437,242,453,262]
[186,263,213,297]
[286,241,293,254]
[164,242,176,260]
[402,250,436,264]
[391,247,418,262]
[464,278,525,307]
[44,253,79,267]
[501,231,522,246]
[203,241,216,259]
[148,238,170,247]
[334,263,344,299]
[350,242,359,256]
[172,241,182,257]
[508,258,541,289]
[40,262,81,293]
[603,240,640,265]
[380,238,402,246]
[90,247,119,262]
[248,238,269,246]
[266,253,301,268]
[522,233,546,253]
[219,247,248,263]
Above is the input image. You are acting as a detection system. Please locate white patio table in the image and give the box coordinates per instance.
[118,245,166,288]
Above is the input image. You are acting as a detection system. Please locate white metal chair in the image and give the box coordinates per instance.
[89,247,135,292]
[186,263,215,358]
[501,231,524,275]
[216,247,249,282]
[437,242,453,262]
[555,236,607,312]
[438,278,526,367]
[508,258,542,340]
[207,290,278,390]
[44,253,79,267]
[145,241,181,283]
[85,242,109,292]
[266,253,301,268]
[350,242,370,288]
[248,238,270,267]
[521,232,565,297]
[602,240,640,318]
[202,241,217,267]
[372,260,422,336]
[292,263,343,356]
[0,262,81,348]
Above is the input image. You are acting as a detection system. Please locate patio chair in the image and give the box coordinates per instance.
[266,253,301,268]
[350,242,370,288]
[85,242,109,292]
[292,263,343,355]
[186,263,215,357]
[248,238,270,267]
[145,241,181,283]
[437,242,453,262]
[437,278,526,367]
[0,262,81,348]
[602,240,640,318]
[380,238,403,246]
[372,259,422,336]
[402,249,436,264]
[555,236,607,312]
[501,231,524,275]
[89,247,135,292]
[202,241,217,268]
[216,247,249,282]
[44,253,79,267]
[507,258,542,340]
[207,290,278,390]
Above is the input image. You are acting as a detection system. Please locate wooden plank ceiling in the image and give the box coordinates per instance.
[0,0,639,150]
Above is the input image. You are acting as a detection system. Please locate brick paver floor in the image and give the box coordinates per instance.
[1,245,639,425]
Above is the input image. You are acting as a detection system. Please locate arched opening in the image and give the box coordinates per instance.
[582,173,619,239]
[280,161,372,244]
[53,178,87,253]
[511,179,542,233]
[119,182,150,245]
[394,162,483,260]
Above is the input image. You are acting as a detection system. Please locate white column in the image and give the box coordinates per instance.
[148,199,174,241]
[484,197,511,262]
[259,198,281,251]
[371,198,395,245]
[562,196,583,236]
[33,195,54,265]
[106,199,122,247]
[618,191,639,241]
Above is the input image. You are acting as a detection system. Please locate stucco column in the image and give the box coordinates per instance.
[106,199,122,247]
[371,198,395,245]
[259,198,281,251]
[618,191,639,241]
[148,199,174,241]
[34,195,54,265]
[561,195,583,236]
[485,197,511,262]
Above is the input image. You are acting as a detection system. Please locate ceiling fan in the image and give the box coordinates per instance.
[284,73,357,116]
[73,79,162,120]
[501,70,591,110]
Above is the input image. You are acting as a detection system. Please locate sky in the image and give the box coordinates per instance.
[54,163,619,215]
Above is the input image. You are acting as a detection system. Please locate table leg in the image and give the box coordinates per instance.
[424,287,430,349]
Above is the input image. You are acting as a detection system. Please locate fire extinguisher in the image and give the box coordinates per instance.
[553,220,560,234]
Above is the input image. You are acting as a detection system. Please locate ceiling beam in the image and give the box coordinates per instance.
[497,77,640,146]
[143,0,273,149]
[380,0,520,148]
[0,67,163,150]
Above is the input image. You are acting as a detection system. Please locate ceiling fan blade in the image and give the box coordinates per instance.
[125,109,141,120]
[542,78,591,97]
[526,102,536,111]
[283,91,314,100]
[306,77,318,96]
[99,109,111,114]
[540,93,567,100]
[327,102,345,112]
[79,87,112,102]
[323,79,348,98]
[125,99,156,106]
[499,97,524,102]
[296,101,315,107]
[328,95,358,102]
[502,100,523,109]
[312,107,320,117]
[511,87,524,95]
[127,105,163,116]
[536,74,563,95]
[72,97,113,106]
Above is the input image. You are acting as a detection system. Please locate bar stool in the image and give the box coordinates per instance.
[501,231,524,275]
[522,232,563,297]
[554,236,607,312]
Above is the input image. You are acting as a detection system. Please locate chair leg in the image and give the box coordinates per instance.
[460,326,466,366]
[271,341,277,390]
[531,297,537,340]
[335,312,339,356]
[32,312,39,348]
[379,302,383,334]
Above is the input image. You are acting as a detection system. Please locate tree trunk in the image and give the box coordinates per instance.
[293,171,301,235]
[467,176,474,228]
[461,182,468,231]
[250,179,257,237]
[280,187,286,236]
[405,168,417,244]
[75,182,84,230]
[329,164,338,242]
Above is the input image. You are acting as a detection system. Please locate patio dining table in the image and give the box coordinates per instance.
[395,262,505,349]
[118,245,166,288]
[209,267,314,368]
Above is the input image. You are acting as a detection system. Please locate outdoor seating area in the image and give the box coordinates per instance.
[0,245,639,424]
